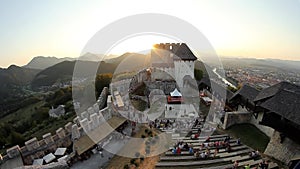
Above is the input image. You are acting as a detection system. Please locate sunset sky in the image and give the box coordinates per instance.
[0,0,300,68]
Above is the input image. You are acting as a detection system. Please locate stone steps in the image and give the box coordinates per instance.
[161,148,251,161]
[155,134,264,169]
[172,134,229,141]
[165,143,245,156]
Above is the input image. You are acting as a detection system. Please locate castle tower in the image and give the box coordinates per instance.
[151,43,197,87]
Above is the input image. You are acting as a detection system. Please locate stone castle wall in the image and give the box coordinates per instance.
[222,109,300,165]
[249,112,274,138]
[1,87,111,167]
[222,111,252,129]
[264,131,300,164]
[222,107,274,138]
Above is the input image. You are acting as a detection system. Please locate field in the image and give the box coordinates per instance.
[217,123,270,152]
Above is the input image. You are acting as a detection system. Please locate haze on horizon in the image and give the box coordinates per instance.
[0,0,300,68]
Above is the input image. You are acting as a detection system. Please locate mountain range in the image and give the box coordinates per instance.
[1,54,299,92]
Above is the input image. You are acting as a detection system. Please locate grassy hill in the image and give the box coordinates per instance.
[31,60,117,88]
[31,53,150,88]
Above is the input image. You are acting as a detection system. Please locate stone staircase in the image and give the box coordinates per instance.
[155,134,268,169]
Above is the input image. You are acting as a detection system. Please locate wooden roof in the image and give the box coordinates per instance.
[254,81,300,125]
[254,81,300,102]
[230,84,260,102]
[260,89,300,125]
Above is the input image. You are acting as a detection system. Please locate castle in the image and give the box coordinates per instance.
[151,43,197,88]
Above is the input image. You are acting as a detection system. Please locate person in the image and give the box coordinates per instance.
[205,136,210,142]
[237,138,241,145]
[226,144,232,153]
[172,147,177,154]
[251,151,256,157]
[214,147,219,158]
[205,148,211,157]
[200,152,206,159]
[264,160,269,169]
[244,164,250,169]
[215,141,219,147]
[183,143,189,150]
[233,160,239,169]
[178,143,184,149]
[255,150,260,156]
[259,160,265,169]
[189,147,194,154]
[99,151,104,158]
[194,150,200,158]
[213,149,218,158]
[176,147,181,154]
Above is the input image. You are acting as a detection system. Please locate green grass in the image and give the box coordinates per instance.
[0,101,45,124]
[131,99,147,111]
[24,113,76,140]
[223,124,270,152]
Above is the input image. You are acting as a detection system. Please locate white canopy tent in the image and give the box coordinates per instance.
[170,88,182,97]
[57,155,68,162]
[33,159,44,165]
[43,153,56,164]
[54,147,67,156]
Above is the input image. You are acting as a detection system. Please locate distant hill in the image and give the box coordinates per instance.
[24,53,119,70]
[105,52,150,73]
[24,56,75,70]
[0,65,40,86]
[30,52,151,88]
[31,60,117,88]
[0,65,40,99]
[220,57,300,72]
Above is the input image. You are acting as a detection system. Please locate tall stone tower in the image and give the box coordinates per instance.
[151,43,197,87]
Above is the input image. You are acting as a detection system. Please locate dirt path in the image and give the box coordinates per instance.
[105,125,161,169]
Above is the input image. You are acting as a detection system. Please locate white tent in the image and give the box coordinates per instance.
[33,159,44,165]
[43,153,56,163]
[170,88,182,97]
[57,155,68,162]
[202,97,212,103]
[54,147,67,156]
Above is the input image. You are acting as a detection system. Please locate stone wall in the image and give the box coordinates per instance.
[264,131,300,164]
[15,161,69,169]
[145,81,177,95]
[249,112,274,138]
[222,111,252,129]
[1,87,112,167]
[222,107,274,138]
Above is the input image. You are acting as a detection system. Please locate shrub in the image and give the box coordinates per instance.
[123,164,129,169]
[130,158,136,164]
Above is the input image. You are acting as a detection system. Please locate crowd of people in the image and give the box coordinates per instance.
[171,135,233,160]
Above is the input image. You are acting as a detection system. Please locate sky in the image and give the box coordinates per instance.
[0,0,300,68]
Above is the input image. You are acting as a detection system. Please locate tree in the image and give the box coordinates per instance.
[9,131,25,146]
[95,73,112,98]
[194,69,203,81]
